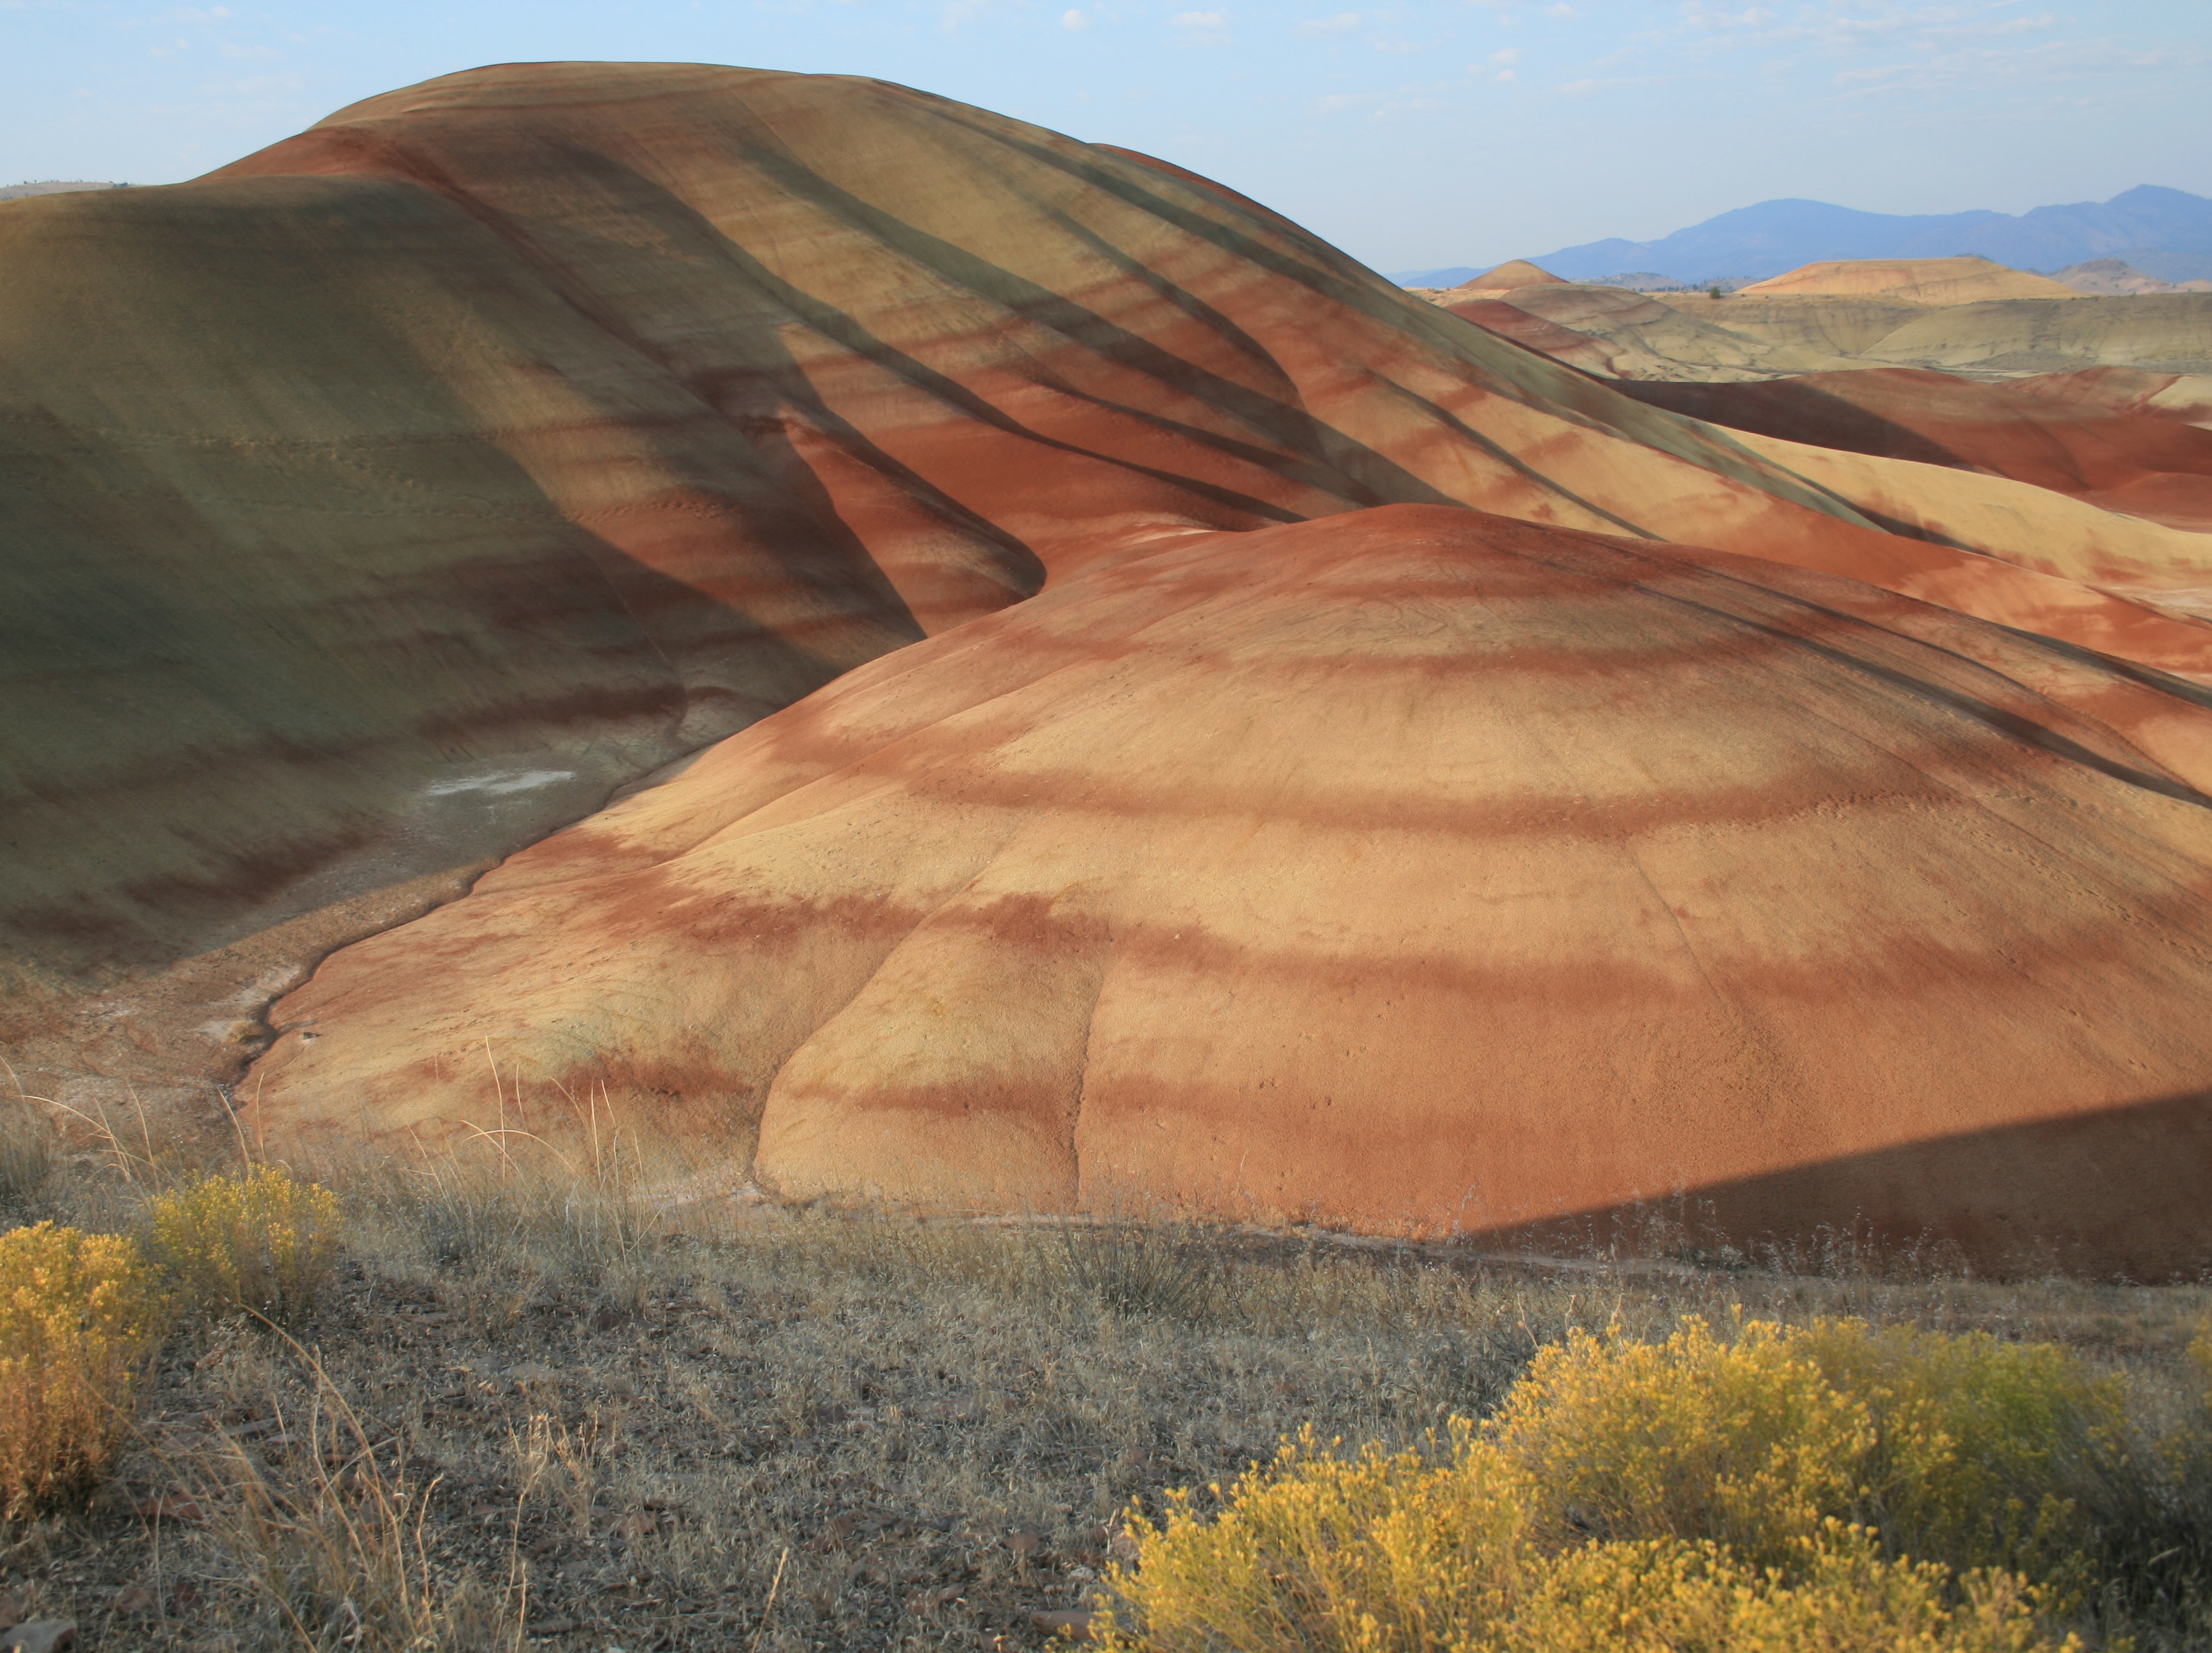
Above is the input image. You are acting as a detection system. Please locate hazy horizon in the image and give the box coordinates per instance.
[3,0,2206,272]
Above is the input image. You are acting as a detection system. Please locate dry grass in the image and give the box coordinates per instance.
[0,1108,2207,1650]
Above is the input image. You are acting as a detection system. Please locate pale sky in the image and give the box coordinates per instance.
[3,0,2207,272]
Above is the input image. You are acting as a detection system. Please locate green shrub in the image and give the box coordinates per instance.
[148,1165,342,1321]
[1095,1317,2120,1652]
[0,1221,167,1517]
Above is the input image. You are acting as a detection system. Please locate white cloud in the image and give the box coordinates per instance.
[1298,10,1361,33]
[1062,6,1092,27]
[1544,2,1574,14]
[1312,78,1466,119]
[1676,1,1776,29]
[1495,67,1517,80]
[1491,47,1521,62]
[1830,34,2203,99]
[205,72,305,98]
[1173,9,1230,26]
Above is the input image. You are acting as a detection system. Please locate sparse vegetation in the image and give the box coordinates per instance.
[146,1165,342,1322]
[0,1221,165,1520]
[0,1105,55,1216]
[1094,1316,2188,1650]
[0,1128,2207,1649]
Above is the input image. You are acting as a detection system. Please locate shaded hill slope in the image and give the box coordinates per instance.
[1619,369,2212,534]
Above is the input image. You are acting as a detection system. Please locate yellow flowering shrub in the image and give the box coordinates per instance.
[1492,1319,2118,1591]
[1508,1529,2063,1653]
[1795,1319,2122,1597]
[1,1222,167,1518]
[1093,1427,1521,1652]
[1489,1319,1875,1571]
[148,1165,342,1321]
[1095,1318,2110,1653]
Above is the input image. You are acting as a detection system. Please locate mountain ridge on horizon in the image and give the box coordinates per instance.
[1393,185,2212,289]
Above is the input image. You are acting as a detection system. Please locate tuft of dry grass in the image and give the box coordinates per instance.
[180,1325,526,1652]
[0,1105,55,1217]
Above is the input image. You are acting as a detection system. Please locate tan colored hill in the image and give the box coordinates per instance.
[1739,256,2080,304]
[1863,293,2212,374]
[8,64,2212,1269]
[1439,283,2212,381]
[1469,283,1807,378]
[1453,258,1565,292]
[2057,259,2183,296]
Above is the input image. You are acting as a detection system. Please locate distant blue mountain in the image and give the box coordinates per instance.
[1390,186,2212,286]
[1395,265,1486,288]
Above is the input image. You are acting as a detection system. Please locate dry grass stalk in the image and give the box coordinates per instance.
[180,1319,525,1652]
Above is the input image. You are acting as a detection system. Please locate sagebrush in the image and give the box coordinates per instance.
[147,1164,342,1321]
[0,1220,166,1518]
[1093,1315,2212,1652]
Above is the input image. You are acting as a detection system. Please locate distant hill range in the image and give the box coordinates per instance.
[1395,186,2212,288]
[2054,258,2212,295]
[0,180,125,202]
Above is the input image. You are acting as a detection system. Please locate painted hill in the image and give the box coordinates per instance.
[1738,258,2080,304]
[1617,368,2212,534]
[1451,259,1565,293]
[1440,278,2212,384]
[2056,259,2212,296]
[7,64,2212,1271]
[261,501,2212,1277]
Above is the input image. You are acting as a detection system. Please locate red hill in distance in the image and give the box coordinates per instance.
[5,64,2211,1273]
